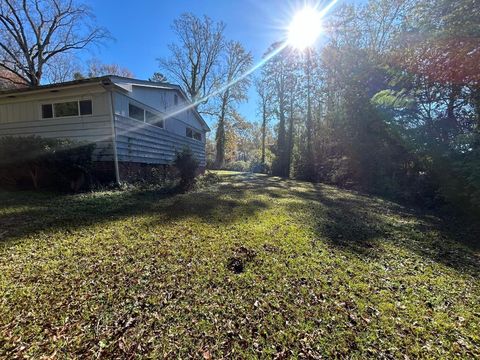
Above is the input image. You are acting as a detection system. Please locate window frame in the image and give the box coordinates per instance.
[79,99,93,116]
[128,103,145,122]
[40,99,93,119]
[41,104,54,119]
[53,100,79,118]
[186,127,202,141]
[145,110,164,128]
[128,102,165,129]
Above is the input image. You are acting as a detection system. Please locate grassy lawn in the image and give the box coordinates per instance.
[0,171,479,358]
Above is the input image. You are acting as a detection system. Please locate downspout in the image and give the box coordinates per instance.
[108,90,121,185]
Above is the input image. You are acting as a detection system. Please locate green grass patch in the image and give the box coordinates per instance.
[1,171,479,358]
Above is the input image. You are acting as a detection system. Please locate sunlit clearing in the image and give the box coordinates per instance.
[288,7,322,49]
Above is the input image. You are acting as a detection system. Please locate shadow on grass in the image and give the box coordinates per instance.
[217,173,480,277]
[1,172,478,278]
[0,179,268,247]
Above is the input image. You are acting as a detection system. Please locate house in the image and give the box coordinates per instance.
[0,76,209,183]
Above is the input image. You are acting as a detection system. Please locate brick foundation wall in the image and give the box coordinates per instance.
[118,162,173,183]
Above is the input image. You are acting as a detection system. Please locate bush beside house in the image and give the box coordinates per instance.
[0,136,205,192]
[173,147,199,191]
[0,136,95,191]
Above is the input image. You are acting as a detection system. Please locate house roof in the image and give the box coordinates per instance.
[0,76,111,96]
[0,75,210,131]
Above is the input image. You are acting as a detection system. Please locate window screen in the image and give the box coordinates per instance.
[42,104,53,119]
[129,103,144,121]
[54,101,78,117]
[79,100,92,115]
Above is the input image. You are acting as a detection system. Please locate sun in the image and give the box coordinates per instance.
[288,7,322,50]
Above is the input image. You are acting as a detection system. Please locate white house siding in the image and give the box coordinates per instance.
[115,115,206,166]
[0,79,208,169]
[0,87,114,161]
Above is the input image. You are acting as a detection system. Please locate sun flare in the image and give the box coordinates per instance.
[288,7,322,50]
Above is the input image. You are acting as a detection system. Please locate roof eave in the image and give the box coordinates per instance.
[0,76,113,98]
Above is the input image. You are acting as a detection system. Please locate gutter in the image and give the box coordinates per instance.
[108,90,121,185]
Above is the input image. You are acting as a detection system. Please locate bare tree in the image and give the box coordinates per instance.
[262,43,296,177]
[43,53,82,83]
[149,72,167,83]
[158,13,225,104]
[215,41,253,168]
[255,75,272,168]
[0,0,109,87]
[86,59,134,78]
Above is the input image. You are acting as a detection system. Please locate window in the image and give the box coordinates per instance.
[129,103,144,121]
[41,99,92,119]
[146,110,164,128]
[193,132,202,141]
[79,100,93,115]
[174,94,178,105]
[54,101,78,117]
[129,103,164,128]
[42,104,53,119]
[186,127,202,141]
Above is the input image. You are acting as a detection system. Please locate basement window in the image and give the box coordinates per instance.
[186,127,202,141]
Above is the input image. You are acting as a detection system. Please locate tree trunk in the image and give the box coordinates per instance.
[286,95,294,174]
[303,48,315,181]
[443,84,460,143]
[472,85,480,150]
[29,165,39,189]
[275,94,287,177]
[261,102,267,166]
[215,97,227,169]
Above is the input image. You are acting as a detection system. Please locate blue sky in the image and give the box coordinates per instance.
[81,0,341,127]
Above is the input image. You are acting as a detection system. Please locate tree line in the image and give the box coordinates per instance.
[164,0,479,216]
[160,0,479,215]
[1,0,479,215]
[257,0,479,215]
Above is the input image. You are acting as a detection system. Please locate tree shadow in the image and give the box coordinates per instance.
[217,173,480,277]
[1,173,478,278]
[306,184,480,277]
[0,180,269,247]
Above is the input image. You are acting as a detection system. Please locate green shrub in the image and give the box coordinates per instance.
[0,136,96,191]
[250,161,270,174]
[173,147,199,191]
[206,158,216,170]
[224,161,250,172]
[434,147,480,218]
[194,171,221,190]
